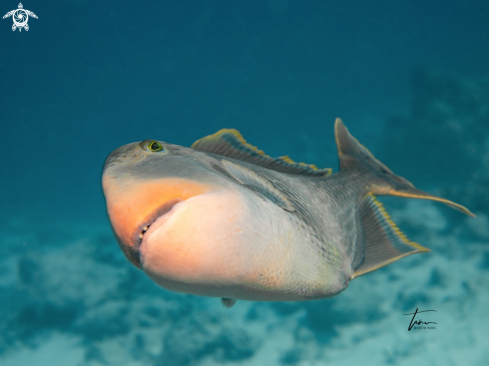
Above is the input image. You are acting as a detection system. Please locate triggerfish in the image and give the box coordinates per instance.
[102,119,474,308]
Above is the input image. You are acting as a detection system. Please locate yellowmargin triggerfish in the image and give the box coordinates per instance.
[101,119,474,308]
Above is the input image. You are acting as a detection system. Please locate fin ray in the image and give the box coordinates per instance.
[192,129,331,176]
[352,193,430,279]
[335,118,475,217]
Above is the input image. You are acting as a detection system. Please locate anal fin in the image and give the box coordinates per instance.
[352,193,430,279]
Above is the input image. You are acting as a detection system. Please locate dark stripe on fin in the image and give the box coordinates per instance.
[352,193,430,279]
[222,160,296,212]
[192,129,332,176]
[334,118,475,217]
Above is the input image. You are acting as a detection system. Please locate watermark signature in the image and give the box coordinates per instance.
[3,3,37,32]
[404,308,437,331]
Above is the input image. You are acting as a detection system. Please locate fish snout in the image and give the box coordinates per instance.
[102,175,215,269]
[102,143,140,174]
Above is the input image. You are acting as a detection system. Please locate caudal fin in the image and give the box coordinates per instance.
[334,118,474,278]
[334,118,475,217]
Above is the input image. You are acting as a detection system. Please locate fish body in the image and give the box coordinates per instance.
[102,119,473,306]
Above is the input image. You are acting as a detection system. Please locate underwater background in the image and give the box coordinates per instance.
[1,0,489,365]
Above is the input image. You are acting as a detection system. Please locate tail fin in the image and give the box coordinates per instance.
[334,118,475,217]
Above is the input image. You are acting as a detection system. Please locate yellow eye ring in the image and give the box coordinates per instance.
[147,141,165,153]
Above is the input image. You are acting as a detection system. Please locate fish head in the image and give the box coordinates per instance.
[101,139,254,295]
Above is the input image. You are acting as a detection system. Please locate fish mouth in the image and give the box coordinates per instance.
[131,198,184,267]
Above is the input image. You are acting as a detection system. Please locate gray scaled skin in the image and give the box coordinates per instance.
[101,119,474,307]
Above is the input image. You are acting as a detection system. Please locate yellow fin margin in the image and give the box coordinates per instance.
[192,129,331,176]
[192,128,267,157]
[387,191,476,218]
[352,193,430,279]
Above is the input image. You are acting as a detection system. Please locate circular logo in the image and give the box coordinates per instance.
[13,9,28,27]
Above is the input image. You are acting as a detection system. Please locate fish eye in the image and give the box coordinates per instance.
[145,140,166,153]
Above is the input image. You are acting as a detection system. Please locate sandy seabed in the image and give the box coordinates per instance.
[1,201,488,366]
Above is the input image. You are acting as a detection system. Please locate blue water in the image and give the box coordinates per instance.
[1,1,488,365]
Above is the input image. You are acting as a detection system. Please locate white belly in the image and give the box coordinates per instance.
[139,186,341,300]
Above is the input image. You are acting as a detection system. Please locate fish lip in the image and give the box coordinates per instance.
[131,198,183,265]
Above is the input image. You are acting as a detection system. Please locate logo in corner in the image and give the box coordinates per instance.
[3,3,37,32]
[404,308,437,331]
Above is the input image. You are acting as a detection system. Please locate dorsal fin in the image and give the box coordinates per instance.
[191,129,331,176]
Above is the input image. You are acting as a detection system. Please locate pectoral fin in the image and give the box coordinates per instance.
[222,160,296,212]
